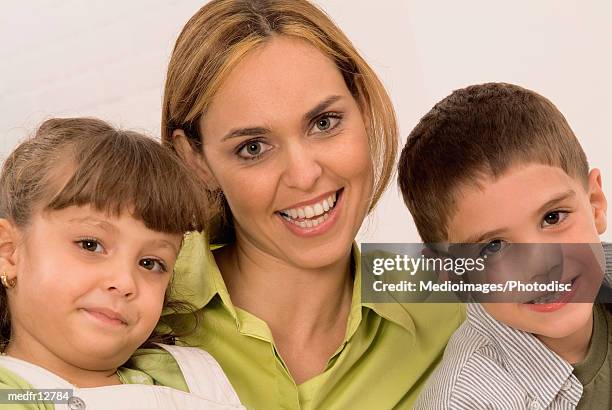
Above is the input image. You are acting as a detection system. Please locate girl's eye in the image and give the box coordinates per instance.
[237,140,272,160]
[139,258,168,273]
[479,239,508,257]
[310,113,342,134]
[77,239,104,253]
[542,211,569,227]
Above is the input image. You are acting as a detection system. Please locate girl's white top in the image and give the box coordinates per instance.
[0,344,245,410]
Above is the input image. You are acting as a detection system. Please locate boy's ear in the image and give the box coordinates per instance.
[587,169,607,234]
[0,219,19,279]
[172,129,220,190]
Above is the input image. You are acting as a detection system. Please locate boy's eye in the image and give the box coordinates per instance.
[77,239,104,253]
[237,140,273,160]
[542,211,569,227]
[480,239,507,257]
[139,258,168,273]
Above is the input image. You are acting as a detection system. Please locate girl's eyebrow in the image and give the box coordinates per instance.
[67,217,117,233]
[146,239,179,254]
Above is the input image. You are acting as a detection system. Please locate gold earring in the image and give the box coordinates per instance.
[1,273,16,289]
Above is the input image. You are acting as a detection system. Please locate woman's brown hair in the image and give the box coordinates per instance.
[162,0,398,240]
[0,117,208,350]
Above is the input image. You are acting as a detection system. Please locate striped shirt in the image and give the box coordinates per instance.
[414,243,612,410]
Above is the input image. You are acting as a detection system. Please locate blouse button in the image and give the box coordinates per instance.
[561,379,572,391]
[67,395,86,409]
[528,398,541,410]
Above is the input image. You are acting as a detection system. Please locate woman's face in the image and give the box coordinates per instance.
[181,36,373,269]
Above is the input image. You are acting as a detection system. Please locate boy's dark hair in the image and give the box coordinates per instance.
[398,82,589,243]
[0,117,208,350]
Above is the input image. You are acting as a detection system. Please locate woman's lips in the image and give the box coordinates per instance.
[277,188,343,237]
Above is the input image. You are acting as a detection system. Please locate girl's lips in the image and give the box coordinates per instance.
[277,189,343,237]
[82,307,128,326]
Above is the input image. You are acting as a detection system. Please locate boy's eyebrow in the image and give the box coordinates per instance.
[462,228,508,245]
[460,189,577,244]
[534,189,576,216]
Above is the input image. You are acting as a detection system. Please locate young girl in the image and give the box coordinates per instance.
[0,118,244,409]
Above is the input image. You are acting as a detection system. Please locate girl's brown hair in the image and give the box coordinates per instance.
[0,117,208,350]
[162,0,398,240]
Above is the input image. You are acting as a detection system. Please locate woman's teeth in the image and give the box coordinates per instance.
[279,192,338,228]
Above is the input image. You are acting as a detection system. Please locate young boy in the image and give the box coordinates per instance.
[398,83,611,409]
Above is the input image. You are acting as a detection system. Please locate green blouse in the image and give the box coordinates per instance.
[154,232,465,409]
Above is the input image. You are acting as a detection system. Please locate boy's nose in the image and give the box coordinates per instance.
[519,243,564,282]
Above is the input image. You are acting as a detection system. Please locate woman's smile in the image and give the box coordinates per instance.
[277,188,343,236]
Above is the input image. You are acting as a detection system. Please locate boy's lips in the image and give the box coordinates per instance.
[522,276,580,312]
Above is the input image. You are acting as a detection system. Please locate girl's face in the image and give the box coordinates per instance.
[5,205,181,370]
[180,36,373,269]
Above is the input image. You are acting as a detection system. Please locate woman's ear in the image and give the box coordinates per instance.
[0,219,19,280]
[587,169,607,235]
[172,129,220,190]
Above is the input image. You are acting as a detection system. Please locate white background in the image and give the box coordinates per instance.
[1,0,610,242]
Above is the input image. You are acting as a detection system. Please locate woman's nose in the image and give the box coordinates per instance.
[280,142,323,191]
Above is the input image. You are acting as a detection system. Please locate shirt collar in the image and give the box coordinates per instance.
[163,231,234,317]
[467,303,582,407]
[166,233,415,337]
[347,243,416,339]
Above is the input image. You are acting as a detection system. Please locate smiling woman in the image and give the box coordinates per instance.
[153,0,464,408]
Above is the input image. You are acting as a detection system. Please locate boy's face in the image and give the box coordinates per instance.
[5,205,182,371]
[447,163,607,339]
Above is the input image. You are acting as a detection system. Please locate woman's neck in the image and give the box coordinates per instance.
[216,237,354,337]
[5,335,122,387]
[215,235,355,383]
[536,309,594,364]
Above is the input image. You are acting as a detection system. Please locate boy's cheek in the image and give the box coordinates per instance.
[482,302,545,334]
[482,302,594,338]
[482,303,522,327]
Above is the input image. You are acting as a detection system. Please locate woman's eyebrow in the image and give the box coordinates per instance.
[303,95,342,123]
[222,126,269,141]
[221,95,343,141]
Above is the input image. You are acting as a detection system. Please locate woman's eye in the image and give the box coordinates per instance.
[479,239,507,257]
[237,140,272,160]
[139,258,167,273]
[311,113,342,134]
[77,239,104,253]
[542,211,569,227]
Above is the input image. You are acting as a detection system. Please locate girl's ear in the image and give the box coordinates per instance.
[172,129,220,190]
[0,219,19,279]
[587,169,607,235]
